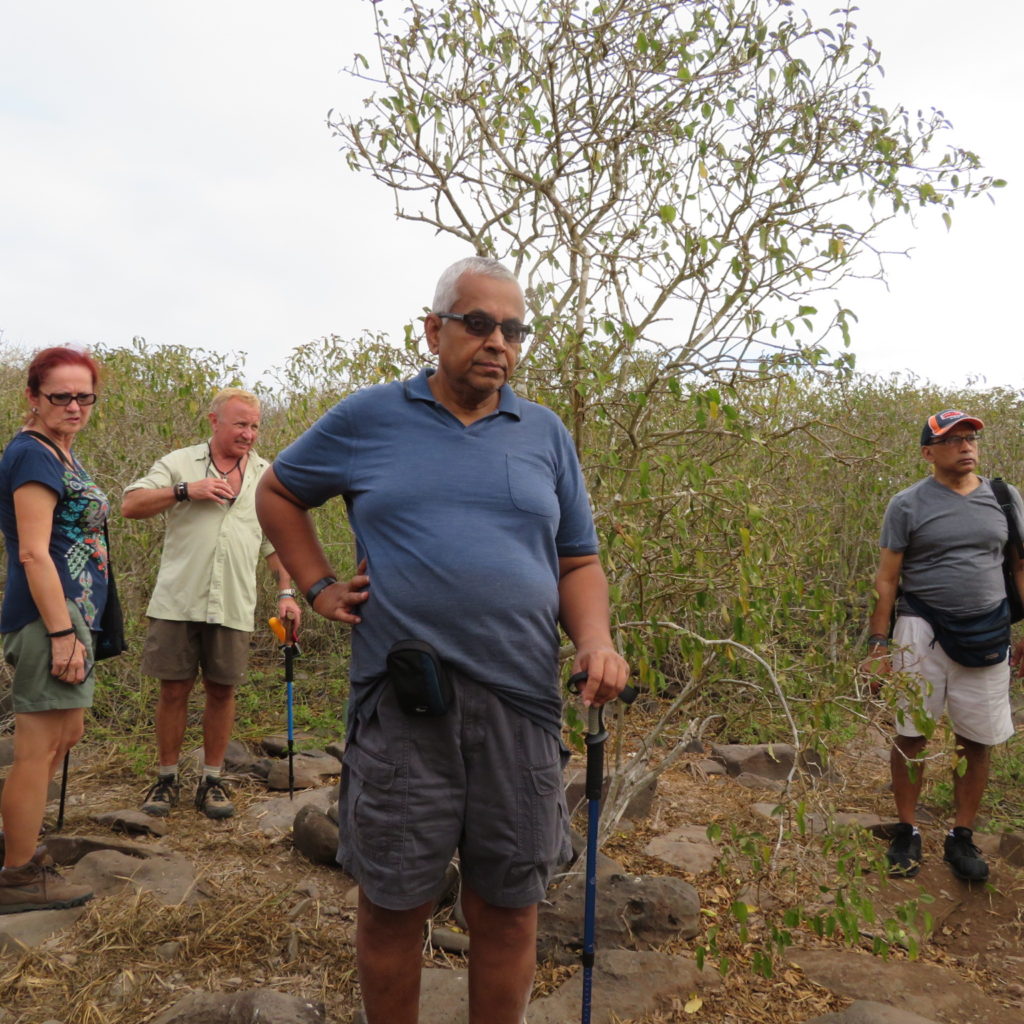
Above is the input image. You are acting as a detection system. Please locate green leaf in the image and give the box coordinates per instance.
[731,901,750,923]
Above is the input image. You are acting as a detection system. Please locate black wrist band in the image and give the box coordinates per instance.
[174,481,189,502]
[868,634,889,647]
[305,576,338,605]
[46,627,76,638]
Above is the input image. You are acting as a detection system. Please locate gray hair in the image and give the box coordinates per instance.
[431,257,521,313]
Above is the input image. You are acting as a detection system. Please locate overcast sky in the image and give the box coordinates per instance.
[1,1,1019,391]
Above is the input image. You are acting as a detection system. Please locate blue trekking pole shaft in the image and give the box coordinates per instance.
[568,671,636,1024]
[285,641,295,799]
[270,617,300,800]
[582,704,605,1024]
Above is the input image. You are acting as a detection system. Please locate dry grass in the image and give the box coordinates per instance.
[0,869,358,1023]
[1,705,1022,1023]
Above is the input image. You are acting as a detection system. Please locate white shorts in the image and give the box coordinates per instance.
[891,615,1015,746]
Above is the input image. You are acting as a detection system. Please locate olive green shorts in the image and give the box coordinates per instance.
[3,600,96,713]
[141,618,251,687]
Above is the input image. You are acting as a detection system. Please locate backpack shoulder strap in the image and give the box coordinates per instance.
[990,477,1024,558]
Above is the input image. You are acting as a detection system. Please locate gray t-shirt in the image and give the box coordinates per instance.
[880,476,1024,616]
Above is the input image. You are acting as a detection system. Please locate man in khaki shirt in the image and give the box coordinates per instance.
[123,388,301,820]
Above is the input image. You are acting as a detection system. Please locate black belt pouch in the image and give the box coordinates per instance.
[386,639,453,716]
[902,592,1011,668]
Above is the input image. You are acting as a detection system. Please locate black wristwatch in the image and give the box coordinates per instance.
[305,576,338,605]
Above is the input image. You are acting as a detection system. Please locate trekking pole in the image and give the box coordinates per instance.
[567,671,636,1024]
[269,616,301,799]
[54,751,70,832]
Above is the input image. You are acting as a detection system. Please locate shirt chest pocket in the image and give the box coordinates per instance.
[506,453,558,518]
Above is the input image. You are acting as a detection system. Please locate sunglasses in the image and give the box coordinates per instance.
[42,392,98,407]
[437,312,533,345]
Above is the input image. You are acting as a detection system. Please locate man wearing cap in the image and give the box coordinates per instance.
[862,410,1024,882]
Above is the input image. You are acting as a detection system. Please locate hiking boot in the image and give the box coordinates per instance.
[195,776,234,819]
[141,775,181,817]
[0,850,93,914]
[886,822,922,878]
[944,826,989,882]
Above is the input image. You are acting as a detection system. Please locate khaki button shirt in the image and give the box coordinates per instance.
[125,443,274,632]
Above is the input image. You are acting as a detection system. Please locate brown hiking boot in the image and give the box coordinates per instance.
[194,776,235,819]
[0,850,93,914]
[141,774,181,817]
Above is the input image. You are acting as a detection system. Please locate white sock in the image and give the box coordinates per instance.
[202,765,222,780]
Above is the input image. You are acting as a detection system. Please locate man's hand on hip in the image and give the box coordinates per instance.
[310,560,370,625]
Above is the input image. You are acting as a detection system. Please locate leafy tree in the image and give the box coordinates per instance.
[332,0,1003,696]
[333,0,1001,407]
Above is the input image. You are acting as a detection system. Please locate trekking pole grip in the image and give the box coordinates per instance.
[567,672,637,714]
[567,671,637,741]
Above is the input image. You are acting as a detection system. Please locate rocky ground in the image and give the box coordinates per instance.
[0,701,1022,1024]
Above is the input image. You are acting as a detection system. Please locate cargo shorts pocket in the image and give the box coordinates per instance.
[342,741,403,871]
[519,752,571,867]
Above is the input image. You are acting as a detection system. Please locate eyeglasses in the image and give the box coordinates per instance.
[42,392,98,407]
[931,433,981,446]
[437,312,533,345]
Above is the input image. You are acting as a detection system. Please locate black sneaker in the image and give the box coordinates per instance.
[195,776,234,820]
[944,826,989,882]
[141,775,181,817]
[886,822,922,878]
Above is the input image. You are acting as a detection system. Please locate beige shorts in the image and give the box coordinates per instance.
[892,615,1015,746]
[141,619,251,687]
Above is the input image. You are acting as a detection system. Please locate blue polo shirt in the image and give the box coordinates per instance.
[273,368,598,734]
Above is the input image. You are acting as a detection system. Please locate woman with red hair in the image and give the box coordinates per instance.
[0,346,109,913]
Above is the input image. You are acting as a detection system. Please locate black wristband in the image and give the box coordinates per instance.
[868,634,889,648]
[46,627,76,638]
[174,481,189,502]
[305,576,338,605]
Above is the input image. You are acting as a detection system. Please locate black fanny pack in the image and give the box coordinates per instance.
[386,639,453,716]
[902,592,1011,668]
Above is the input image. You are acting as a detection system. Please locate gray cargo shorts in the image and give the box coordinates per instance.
[338,667,571,912]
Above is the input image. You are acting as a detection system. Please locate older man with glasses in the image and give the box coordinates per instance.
[123,388,301,821]
[255,256,630,1024]
[862,409,1024,883]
